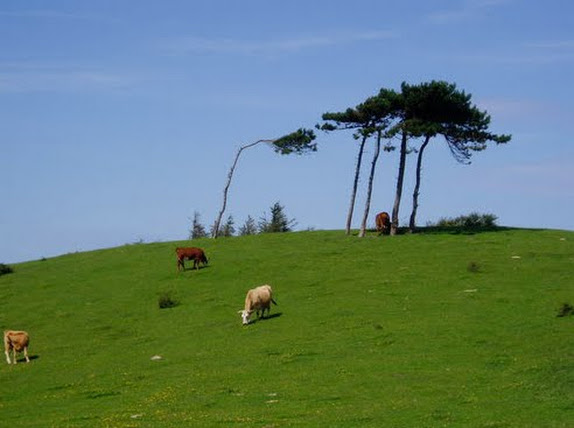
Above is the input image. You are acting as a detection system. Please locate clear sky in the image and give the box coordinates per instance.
[2,0,573,263]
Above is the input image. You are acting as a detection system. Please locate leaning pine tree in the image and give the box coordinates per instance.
[212,128,316,238]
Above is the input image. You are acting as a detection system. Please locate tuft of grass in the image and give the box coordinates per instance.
[467,261,481,273]
[557,302,573,317]
[158,291,179,309]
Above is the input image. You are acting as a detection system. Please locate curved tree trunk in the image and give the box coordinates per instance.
[345,135,368,235]
[213,140,270,238]
[409,135,431,232]
[359,131,381,238]
[391,130,408,236]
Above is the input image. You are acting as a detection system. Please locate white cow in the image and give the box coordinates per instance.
[239,285,277,325]
[4,330,30,364]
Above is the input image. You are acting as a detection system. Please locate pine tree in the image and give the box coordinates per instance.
[239,215,257,236]
[190,211,207,239]
[259,202,296,233]
[220,215,235,237]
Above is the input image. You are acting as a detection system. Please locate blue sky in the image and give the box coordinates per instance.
[2,0,573,263]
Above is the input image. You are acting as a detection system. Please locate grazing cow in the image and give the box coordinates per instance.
[375,211,391,235]
[238,285,277,325]
[4,330,30,364]
[176,247,208,271]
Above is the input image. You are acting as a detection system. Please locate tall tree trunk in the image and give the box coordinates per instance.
[391,130,408,236]
[359,131,381,237]
[345,135,368,235]
[213,140,270,238]
[409,135,431,232]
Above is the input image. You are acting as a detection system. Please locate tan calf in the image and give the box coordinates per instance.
[4,330,30,364]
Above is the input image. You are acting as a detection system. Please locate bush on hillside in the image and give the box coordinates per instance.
[0,263,14,276]
[557,303,573,317]
[431,212,498,230]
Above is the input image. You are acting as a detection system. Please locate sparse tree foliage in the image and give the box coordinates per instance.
[239,215,258,236]
[190,211,207,239]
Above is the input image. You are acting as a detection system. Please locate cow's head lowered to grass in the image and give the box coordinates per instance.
[239,285,277,326]
[238,309,252,325]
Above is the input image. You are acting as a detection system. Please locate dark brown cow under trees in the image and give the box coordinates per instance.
[375,212,391,235]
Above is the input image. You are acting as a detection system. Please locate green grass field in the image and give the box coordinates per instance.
[1,229,573,427]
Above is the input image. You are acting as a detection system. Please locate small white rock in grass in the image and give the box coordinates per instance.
[463,289,478,293]
[150,355,163,361]
[511,256,521,259]
[131,414,143,419]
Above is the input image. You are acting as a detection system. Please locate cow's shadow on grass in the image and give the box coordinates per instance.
[181,265,210,272]
[250,312,283,324]
[12,355,39,363]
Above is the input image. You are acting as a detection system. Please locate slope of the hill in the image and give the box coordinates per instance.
[1,229,573,427]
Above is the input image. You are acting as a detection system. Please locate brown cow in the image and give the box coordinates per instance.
[375,212,391,235]
[4,330,30,364]
[176,247,208,271]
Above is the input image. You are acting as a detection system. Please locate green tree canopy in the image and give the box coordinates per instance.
[398,81,511,231]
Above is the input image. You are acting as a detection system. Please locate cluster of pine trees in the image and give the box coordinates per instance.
[205,80,511,239]
[319,81,511,236]
[191,202,295,239]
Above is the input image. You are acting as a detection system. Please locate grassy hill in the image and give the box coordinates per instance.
[1,229,573,427]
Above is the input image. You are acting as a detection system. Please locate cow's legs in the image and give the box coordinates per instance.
[5,350,11,364]
[12,349,17,364]
[24,347,29,363]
